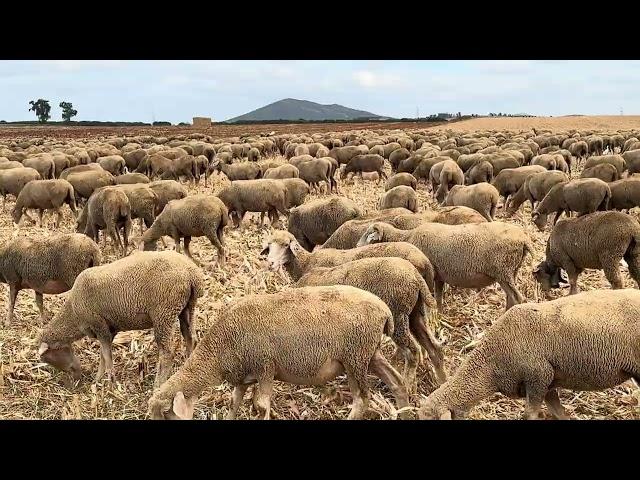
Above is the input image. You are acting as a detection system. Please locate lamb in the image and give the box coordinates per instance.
[490,165,546,209]
[608,177,640,211]
[217,179,289,228]
[298,158,335,193]
[140,194,228,267]
[464,161,493,185]
[97,155,126,176]
[580,163,619,182]
[505,170,569,216]
[12,179,77,228]
[263,164,299,180]
[287,197,360,251]
[65,170,115,203]
[430,160,464,203]
[23,156,55,180]
[213,160,262,181]
[418,289,640,420]
[0,233,100,325]
[77,186,132,257]
[294,258,445,391]
[148,180,188,215]
[147,285,409,420]
[357,221,532,311]
[38,250,204,386]
[0,167,41,209]
[379,186,418,212]
[531,178,611,231]
[583,154,627,177]
[385,173,417,191]
[341,154,386,183]
[533,211,640,295]
[443,183,499,222]
[115,172,150,185]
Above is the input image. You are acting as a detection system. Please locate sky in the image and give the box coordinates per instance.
[1,60,639,123]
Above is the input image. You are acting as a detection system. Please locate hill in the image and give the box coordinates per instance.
[225,98,383,123]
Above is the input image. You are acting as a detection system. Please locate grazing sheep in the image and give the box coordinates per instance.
[341,154,386,183]
[580,163,619,182]
[148,180,188,215]
[38,251,204,386]
[0,167,41,209]
[385,173,417,191]
[148,285,409,420]
[397,155,426,175]
[568,140,588,161]
[263,164,299,180]
[161,155,199,185]
[59,163,103,180]
[583,154,627,177]
[607,177,640,211]
[77,186,132,257]
[390,206,488,229]
[588,136,604,156]
[622,149,640,175]
[379,186,418,212]
[491,166,547,209]
[298,158,334,193]
[213,160,262,181]
[140,194,228,267]
[65,170,116,203]
[217,179,289,228]
[0,233,100,325]
[97,155,126,176]
[328,146,361,165]
[122,149,148,171]
[294,258,445,391]
[193,155,209,186]
[531,154,558,171]
[532,178,611,231]
[0,160,25,170]
[247,147,260,162]
[506,170,569,216]
[418,289,640,420]
[23,156,55,180]
[115,172,150,185]
[443,183,499,222]
[280,178,310,208]
[12,179,77,228]
[464,161,494,185]
[430,160,464,203]
[389,148,411,171]
[287,197,360,251]
[112,184,158,235]
[533,211,640,295]
[411,156,449,183]
[357,221,532,311]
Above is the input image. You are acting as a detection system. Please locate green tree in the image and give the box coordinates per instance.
[28,99,51,123]
[59,101,78,122]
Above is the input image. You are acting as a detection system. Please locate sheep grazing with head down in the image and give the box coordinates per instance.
[418,289,640,420]
[148,285,409,420]
[533,211,640,295]
[385,173,417,191]
[12,179,77,228]
[0,233,100,325]
[217,179,289,228]
[443,183,499,222]
[148,180,188,216]
[506,170,569,216]
[430,160,464,203]
[0,167,42,209]
[39,250,204,386]
[379,186,418,212]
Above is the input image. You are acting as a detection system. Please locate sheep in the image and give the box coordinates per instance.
[77,186,132,257]
[147,285,409,420]
[297,158,334,193]
[148,180,188,215]
[65,170,116,203]
[390,206,488,229]
[38,250,204,386]
[49,153,71,178]
[212,160,262,181]
[0,160,24,170]
[383,142,402,158]
[23,156,55,180]
[531,154,558,170]
[389,148,411,171]
[411,156,449,183]
[607,177,640,212]
[533,211,640,295]
[0,167,41,209]
[217,179,289,228]
[294,144,310,157]
[140,194,228,267]
[580,163,619,182]
[397,155,426,174]
[385,173,417,191]
[531,178,611,231]
[379,186,418,212]
[568,140,589,161]
[115,172,150,185]
[112,184,158,235]
[483,153,521,175]
[288,154,315,168]
[12,179,77,228]
[328,146,361,165]
[341,154,386,183]
[588,136,604,156]
[247,147,260,162]
[490,166,547,209]
[287,197,360,251]
[430,160,464,203]
[443,183,499,222]
[193,155,210,186]
[357,221,532,312]
[464,161,493,185]
[583,154,627,177]
[294,258,445,391]
[505,170,569,216]
[161,155,199,184]
[263,164,299,180]
[59,163,103,180]
[622,149,640,175]
[418,289,640,420]
[97,155,126,176]
[0,233,100,325]
[122,149,148,171]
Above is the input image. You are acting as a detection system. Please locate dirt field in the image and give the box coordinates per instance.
[0,124,639,420]
[433,116,640,132]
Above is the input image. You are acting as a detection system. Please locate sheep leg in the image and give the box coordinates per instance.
[368,349,410,418]
[37,209,44,228]
[500,280,524,310]
[5,283,19,325]
[35,292,47,323]
[226,384,250,420]
[544,389,569,420]
[96,337,114,383]
[391,314,420,394]
[623,249,640,288]
[601,255,623,290]
[178,305,195,356]
[183,237,201,266]
[409,312,446,385]
[206,232,226,268]
[434,278,445,312]
[253,378,274,420]
[345,368,369,420]
[139,218,144,236]
[109,225,124,257]
[522,365,553,420]
[172,233,182,253]
[54,208,63,229]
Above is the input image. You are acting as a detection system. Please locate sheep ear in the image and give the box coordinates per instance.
[38,342,49,356]
[439,410,452,420]
[172,391,195,420]
[289,241,303,257]
[259,245,269,256]
[559,269,570,285]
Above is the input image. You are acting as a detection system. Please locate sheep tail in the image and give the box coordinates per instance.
[599,189,611,211]
[383,313,394,338]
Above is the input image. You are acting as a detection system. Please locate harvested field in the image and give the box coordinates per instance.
[0,123,639,420]
[434,115,640,132]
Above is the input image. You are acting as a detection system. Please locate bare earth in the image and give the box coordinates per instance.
[433,115,640,132]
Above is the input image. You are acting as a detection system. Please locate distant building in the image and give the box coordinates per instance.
[192,117,212,127]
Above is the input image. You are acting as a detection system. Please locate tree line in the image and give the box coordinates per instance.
[28,99,77,123]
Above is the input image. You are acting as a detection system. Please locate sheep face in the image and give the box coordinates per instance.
[531,211,548,231]
[417,398,453,420]
[356,224,384,247]
[149,391,195,420]
[38,342,82,380]
[532,261,568,290]
[261,239,298,271]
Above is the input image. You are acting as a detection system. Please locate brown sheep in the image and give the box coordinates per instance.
[0,233,100,325]
[389,148,411,171]
[390,206,488,229]
[532,178,611,231]
[0,167,42,209]
[411,156,449,183]
[12,179,77,228]
[247,147,260,162]
[115,172,150,185]
[213,161,262,181]
[59,163,103,180]
[430,160,464,203]
[568,140,588,161]
[379,185,418,212]
[328,146,361,165]
[622,149,640,174]
[0,160,25,170]
[443,183,499,221]
[148,180,188,216]
[533,211,640,295]
[65,169,116,203]
[341,154,386,183]
[531,154,558,170]
[608,177,640,211]
[464,161,494,185]
[112,183,159,235]
[263,164,299,180]
[23,156,55,180]
[588,136,604,156]
[397,155,426,175]
[580,163,619,182]
[97,155,126,176]
[385,173,417,191]
[506,170,569,216]
[122,149,148,171]
[39,250,204,386]
[298,158,334,193]
[491,165,547,209]
[140,194,228,267]
[584,154,626,177]
[217,179,289,228]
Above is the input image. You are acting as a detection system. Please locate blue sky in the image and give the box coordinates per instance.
[1,60,638,123]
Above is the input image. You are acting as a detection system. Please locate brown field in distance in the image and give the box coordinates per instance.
[433,115,640,132]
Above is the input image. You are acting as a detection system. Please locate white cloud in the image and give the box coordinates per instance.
[352,70,404,88]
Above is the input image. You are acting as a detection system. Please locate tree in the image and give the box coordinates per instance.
[59,101,78,122]
[28,99,51,123]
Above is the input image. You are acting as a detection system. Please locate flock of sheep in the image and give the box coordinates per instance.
[1,126,640,420]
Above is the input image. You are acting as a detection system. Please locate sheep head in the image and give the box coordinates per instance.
[38,341,83,380]
[356,223,384,247]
